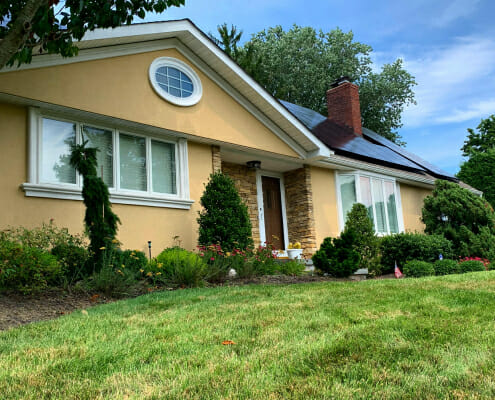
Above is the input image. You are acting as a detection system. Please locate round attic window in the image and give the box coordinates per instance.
[149,57,202,106]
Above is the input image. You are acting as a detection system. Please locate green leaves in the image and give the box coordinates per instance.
[211,23,416,145]
[0,0,186,69]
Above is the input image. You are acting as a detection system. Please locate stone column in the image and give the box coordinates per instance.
[211,145,221,173]
[284,165,317,256]
[221,162,261,247]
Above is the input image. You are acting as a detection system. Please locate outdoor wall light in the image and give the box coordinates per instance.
[246,160,261,169]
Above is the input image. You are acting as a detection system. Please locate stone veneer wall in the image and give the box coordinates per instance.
[221,162,261,247]
[284,166,317,255]
[211,145,222,173]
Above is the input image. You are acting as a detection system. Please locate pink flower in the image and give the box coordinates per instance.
[210,257,215,261]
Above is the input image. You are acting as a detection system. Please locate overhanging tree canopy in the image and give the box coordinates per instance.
[0,0,185,69]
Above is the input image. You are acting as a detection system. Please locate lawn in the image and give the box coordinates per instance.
[1,272,495,399]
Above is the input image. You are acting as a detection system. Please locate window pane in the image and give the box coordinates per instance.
[82,125,113,188]
[359,176,374,222]
[151,140,176,194]
[372,178,387,233]
[385,181,399,233]
[119,134,146,191]
[340,175,356,222]
[41,118,76,184]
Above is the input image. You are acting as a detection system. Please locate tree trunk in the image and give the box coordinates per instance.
[0,0,48,70]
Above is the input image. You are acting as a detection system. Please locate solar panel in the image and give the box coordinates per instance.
[312,119,426,172]
[279,99,455,178]
[362,128,457,180]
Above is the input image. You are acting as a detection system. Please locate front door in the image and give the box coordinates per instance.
[262,176,285,250]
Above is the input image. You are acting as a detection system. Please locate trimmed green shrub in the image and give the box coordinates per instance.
[458,260,485,273]
[344,203,381,275]
[197,172,253,252]
[403,260,435,278]
[152,248,207,287]
[312,230,360,277]
[0,241,62,294]
[422,179,495,259]
[276,260,306,276]
[433,259,460,276]
[51,243,90,281]
[381,233,453,273]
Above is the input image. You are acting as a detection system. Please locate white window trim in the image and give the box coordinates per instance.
[149,57,202,107]
[256,170,290,253]
[23,108,193,209]
[335,170,404,235]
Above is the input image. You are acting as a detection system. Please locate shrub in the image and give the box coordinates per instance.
[0,241,62,294]
[433,259,460,276]
[403,260,435,278]
[312,230,360,277]
[0,221,85,251]
[381,233,453,273]
[197,172,253,252]
[422,179,495,258]
[458,260,485,273]
[51,243,90,282]
[113,249,148,272]
[343,203,381,275]
[70,140,120,272]
[83,263,140,298]
[252,244,278,275]
[276,260,306,276]
[152,248,207,287]
[199,244,236,283]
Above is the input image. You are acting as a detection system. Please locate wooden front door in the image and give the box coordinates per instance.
[262,176,285,250]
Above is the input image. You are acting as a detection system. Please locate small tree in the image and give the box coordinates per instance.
[422,180,495,259]
[70,140,120,271]
[312,230,360,277]
[197,172,253,252]
[344,203,381,275]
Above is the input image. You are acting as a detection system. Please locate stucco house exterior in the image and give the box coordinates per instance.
[0,19,477,256]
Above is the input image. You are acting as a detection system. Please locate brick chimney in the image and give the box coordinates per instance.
[326,76,362,136]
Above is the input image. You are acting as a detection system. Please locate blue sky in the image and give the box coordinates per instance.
[148,0,495,174]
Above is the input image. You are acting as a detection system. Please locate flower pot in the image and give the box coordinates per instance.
[287,249,303,259]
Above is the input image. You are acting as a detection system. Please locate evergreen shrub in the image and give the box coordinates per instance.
[197,172,253,252]
[458,260,485,273]
[433,259,460,276]
[403,260,435,278]
[312,230,360,277]
[344,203,381,275]
[381,233,453,273]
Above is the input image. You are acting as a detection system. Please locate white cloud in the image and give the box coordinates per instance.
[401,35,495,127]
[432,0,481,27]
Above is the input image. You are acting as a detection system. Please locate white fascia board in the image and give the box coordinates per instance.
[1,20,332,159]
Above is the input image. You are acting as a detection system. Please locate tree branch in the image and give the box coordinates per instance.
[0,0,48,69]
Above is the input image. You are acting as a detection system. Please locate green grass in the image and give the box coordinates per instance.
[2,272,495,399]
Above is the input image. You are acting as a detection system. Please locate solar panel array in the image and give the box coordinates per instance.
[279,100,456,180]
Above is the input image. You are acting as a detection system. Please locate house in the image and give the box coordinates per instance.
[0,19,479,256]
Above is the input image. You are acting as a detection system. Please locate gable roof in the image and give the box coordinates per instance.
[279,99,457,181]
[1,19,331,160]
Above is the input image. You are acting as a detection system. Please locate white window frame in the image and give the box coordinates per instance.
[149,57,202,107]
[23,108,193,209]
[335,170,404,235]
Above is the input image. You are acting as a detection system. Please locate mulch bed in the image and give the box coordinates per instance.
[0,273,393,331]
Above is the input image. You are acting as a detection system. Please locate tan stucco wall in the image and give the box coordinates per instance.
[0,48,298,158]
[0,102,212,254]
[310,166,340,247]
[399,183,432,233]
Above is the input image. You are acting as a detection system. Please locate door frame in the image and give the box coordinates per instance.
[256,169,289,251]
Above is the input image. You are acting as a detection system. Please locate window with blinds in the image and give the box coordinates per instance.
[339,173,401,235]
[40,117,177,196]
